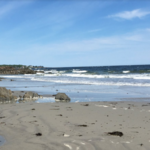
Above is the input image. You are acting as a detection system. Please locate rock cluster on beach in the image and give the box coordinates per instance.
[23,92,42,99]
[0,87,42,102]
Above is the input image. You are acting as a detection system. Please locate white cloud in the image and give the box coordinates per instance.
[108,9,150,20]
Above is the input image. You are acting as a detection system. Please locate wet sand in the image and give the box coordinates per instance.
[0,101,150,150]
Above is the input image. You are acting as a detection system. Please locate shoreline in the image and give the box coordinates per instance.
[0,101,150,150]
[0,75,150,149]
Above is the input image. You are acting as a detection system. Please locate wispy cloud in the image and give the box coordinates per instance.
[0,1,34,19]
[108,9,150,20]
[0,28,150,66]
[17,28,150,55]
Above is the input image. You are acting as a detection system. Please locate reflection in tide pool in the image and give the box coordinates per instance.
[35,97,55,103]
[0,136,6,146]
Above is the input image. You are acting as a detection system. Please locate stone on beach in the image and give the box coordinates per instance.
[55,93,70,101]
[0,87,17,101]
[23,92,40,99]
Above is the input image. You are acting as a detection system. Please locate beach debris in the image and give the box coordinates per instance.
[142,104,149,107]
[63,134,70,137]
[64,143,72,150]
[81,104,89,106]
[31,108,35,110]
[35,133,42,136]
[80,142,85,145]
[55,93,70,102]
[95,105,108,108]
[107,131,123,137]
[57,114,63,116]
[140,143,143,146]
[0,116,5,119]
[77,125,88,127]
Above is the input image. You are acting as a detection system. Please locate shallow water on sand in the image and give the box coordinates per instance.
[0,75,150,103]
[0,136,6,146]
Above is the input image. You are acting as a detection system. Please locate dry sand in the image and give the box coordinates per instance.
[0,101,150,150]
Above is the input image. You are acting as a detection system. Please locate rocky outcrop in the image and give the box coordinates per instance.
[0,87,17,102]
[23,92,41,99]
[55,93,70,101]
[0,66,36,74]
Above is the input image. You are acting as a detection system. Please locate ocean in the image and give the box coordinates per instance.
[0,65,150,103]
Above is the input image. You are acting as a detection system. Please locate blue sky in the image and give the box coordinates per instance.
[0,0,150,67]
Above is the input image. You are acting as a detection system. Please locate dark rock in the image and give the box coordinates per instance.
[0,66,37,75]
[107,131,123,137]
[35,133,42,136]
[81,104,89,106]
[55,93,70,101]
[77,125,88,127]
[0,116,5,119]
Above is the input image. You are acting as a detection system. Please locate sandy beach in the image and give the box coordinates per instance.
[0,69,150,149]
[0,101,150,150]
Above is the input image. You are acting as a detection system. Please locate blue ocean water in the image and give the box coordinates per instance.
[1,65,150,103]
[43,64,150,74]
[32,64,150,86]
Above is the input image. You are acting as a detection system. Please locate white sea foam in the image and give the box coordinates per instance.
[31,77,150,86]
[123,70,130,73]
[36,73,44,75]
[2,72,150,80]
[59,73,150,80]
[44,70,58,74]
[73,69,87,73]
